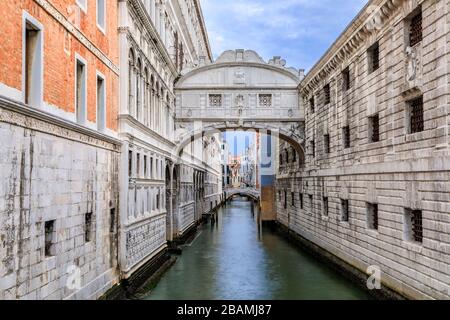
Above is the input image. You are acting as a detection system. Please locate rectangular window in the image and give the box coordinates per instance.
[128,151,133,177]
[150,157,154,178]
[409,9,422,47]
[310,140,315,158]
[85,212,93,243]
[408,96,424,134]
[404,209,423,243]
[75,57,87,124]
[259,94,272,107]
[341,199,349,222]
[299,193,304,209]
[76,0,87,12]
[44,220,55,257]
[369,114,380,143]
[324,134,330,154]
[368,42,380,74]
[291,192,295,207]
[96,0,106,32]
[367,203,379,230]
[309,194,313,213]
[209,94,222,107]
[322,197,329,217]
[110,208,116,233]
[323,84,330,105]
[343,126,350,149]
[24,18,43,107]
[342,67,350,91]
[156,193,160,210]
[310,97,315,113]
[143,155,148,178]
[284,191,287,209]
[136,153,141,178]
[96,74,106,131]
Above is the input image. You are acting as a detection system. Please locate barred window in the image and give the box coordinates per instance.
[342,67,350,91]
[310,97,315,113]
[209,94,222,107]
[343,126,350,149]
[299,193,304,209]
[405,209,423,243]
[409,96,424,134]
[322,197,329,217]
[323,84,330,104]
[324,134,330,154]
[310,140,315,158]
[368,42,380,73]
[369,114,380,143]
[291,192,295,207]
[367,203,378,230]
[259,94,272,107]
[341,199,349,222]
[409,10,422,47]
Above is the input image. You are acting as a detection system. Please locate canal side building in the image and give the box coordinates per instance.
[277,0,450,299]
[0,0,121,299]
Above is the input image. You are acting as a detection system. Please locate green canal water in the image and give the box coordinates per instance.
[143,198,372,300]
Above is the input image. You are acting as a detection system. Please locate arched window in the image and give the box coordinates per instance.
[128,49,135,116]
[136,58,142,121]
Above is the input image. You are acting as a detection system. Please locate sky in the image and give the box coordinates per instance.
[201,0,368,72]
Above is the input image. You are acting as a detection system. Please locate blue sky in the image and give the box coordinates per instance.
[201,0,368,71]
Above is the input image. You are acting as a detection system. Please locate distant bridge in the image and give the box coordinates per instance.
[225,188,260,202]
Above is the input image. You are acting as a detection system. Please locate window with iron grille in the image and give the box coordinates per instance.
[323,84,330,104]
[45,220,56,257]
[284,191,287,209]
[310,97,315,113]
[409,96,424,134]
[409,10,422,47]
[342,67,350,91]
[310,140,315,158]
[368,42,380,74]
[405,209,423,243]
[367,203,378,230]
[299,193,304,209]
[291,192,295,207]
[259,94,272,107]
[324,134,330,154]
[369,114,380,142]
[341,199,349,222]
[209,94,222,107]
[343,126,350,149]
[322,197,329,216]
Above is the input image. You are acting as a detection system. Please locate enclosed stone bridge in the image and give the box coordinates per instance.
[174,49,306,160]
[225,187,260,202]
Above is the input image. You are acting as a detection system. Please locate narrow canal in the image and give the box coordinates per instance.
[143,198,372,300]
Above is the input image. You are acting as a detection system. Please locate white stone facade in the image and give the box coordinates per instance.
[277,0,450,300]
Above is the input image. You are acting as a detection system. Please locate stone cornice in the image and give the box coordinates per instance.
[34,0,119,75]
[300,0,403,97]
[0,95,121,152]
[129,0,178,77]
[193,0,213,61]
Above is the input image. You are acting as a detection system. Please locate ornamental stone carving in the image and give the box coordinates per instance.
[405,46,420,82]
[234,68,246,84]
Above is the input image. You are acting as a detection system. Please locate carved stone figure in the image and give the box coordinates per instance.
[405,46,419,82]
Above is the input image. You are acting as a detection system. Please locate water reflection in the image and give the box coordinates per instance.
[143,198,372,300]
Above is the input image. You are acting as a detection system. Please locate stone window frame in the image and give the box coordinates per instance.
[85,212,93,243]
[96,70,106,132]
[309,96,315,114]
[368,113,380,143]
[404,208,423,244]
[22,11,44,108]
[308,194,314,214]
[366,203,379,231]
[324,134,330,154]
[44,220,56,257]
[367,41,380,74]
[209,94,222,107]
[342,125,351,149]
[322,196,329,217]
[76,0,88,13]
[342,66,351,91]
[406,6,423,48]
[258,94,272,107]
[341,199,349,222]
[96,0,106,34]
[407,95,424,134]
[323,84,331,105]
[299,193,304,210]
[75,53,88,125]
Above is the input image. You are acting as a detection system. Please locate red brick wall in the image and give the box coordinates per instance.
[0,0,118,131]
